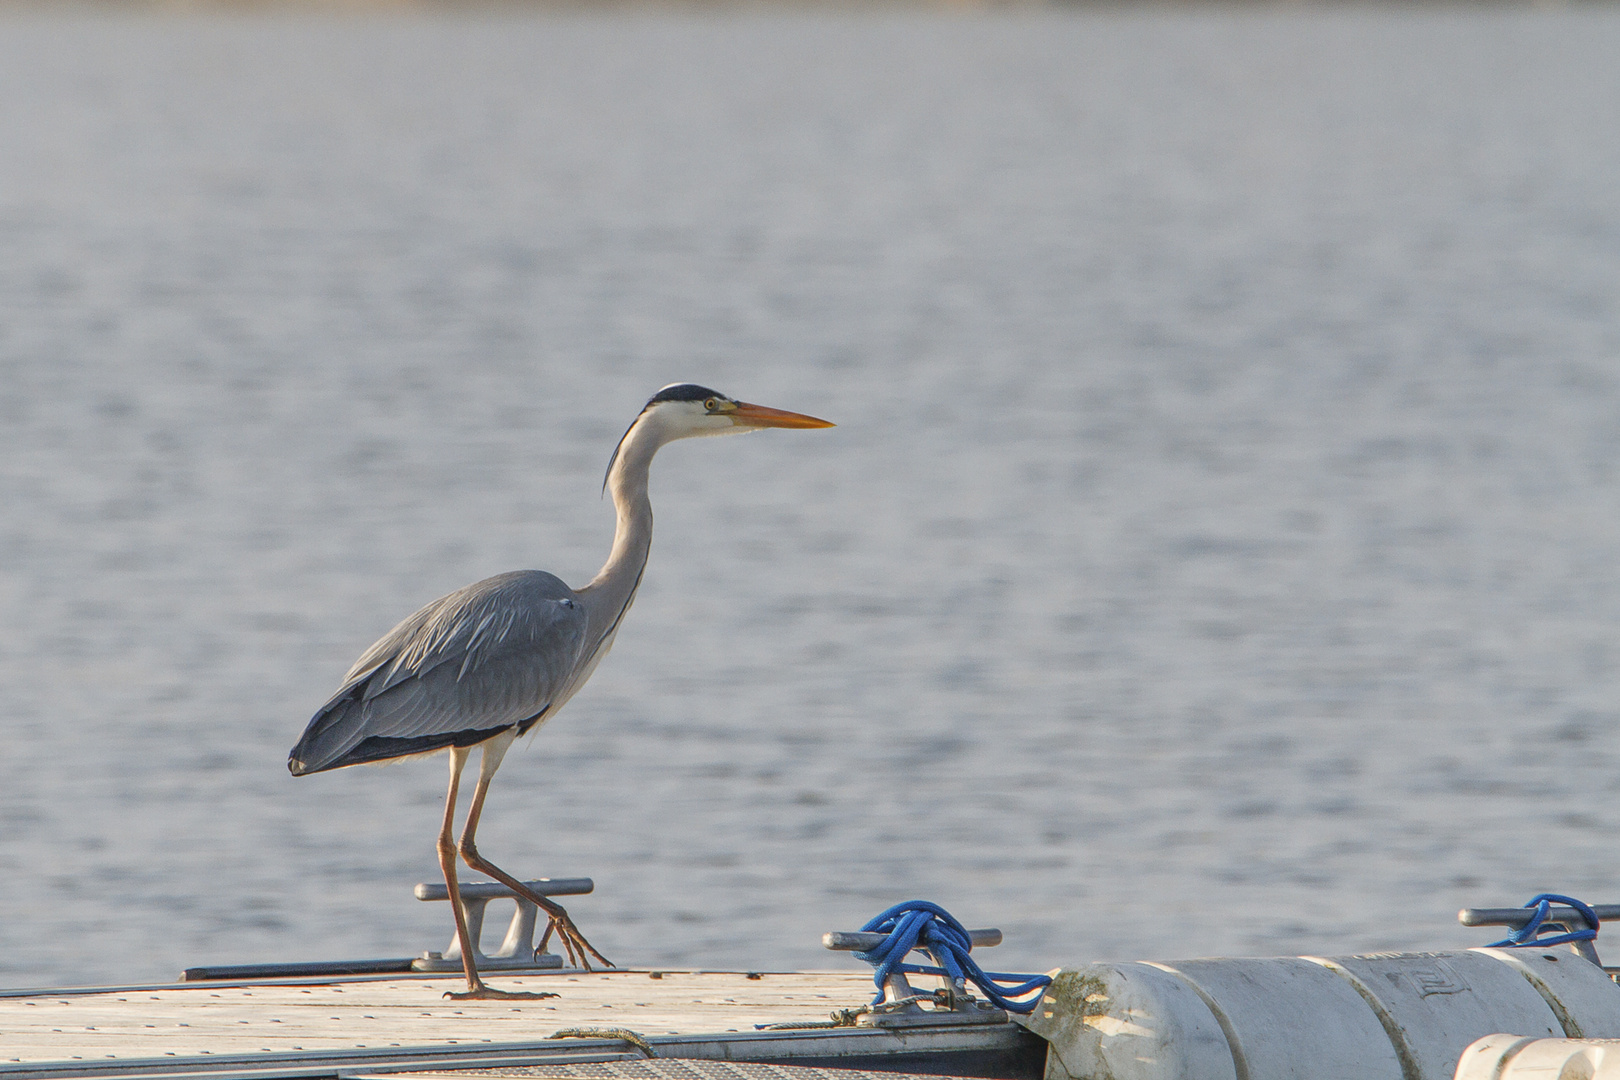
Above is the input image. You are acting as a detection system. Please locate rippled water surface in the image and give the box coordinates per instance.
[2,6,1620,988]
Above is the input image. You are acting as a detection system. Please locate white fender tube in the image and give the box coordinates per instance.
[1020,948,1620,1080]
[1455,1034,1620,1080]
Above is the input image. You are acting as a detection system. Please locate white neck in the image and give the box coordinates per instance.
[578,411,664,645]
[576,401,749,653]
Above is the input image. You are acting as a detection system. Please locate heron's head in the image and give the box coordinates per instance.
[643,383,834,436]
[606,383,833,486]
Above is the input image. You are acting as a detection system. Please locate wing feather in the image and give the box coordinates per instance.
[288,571,589,775]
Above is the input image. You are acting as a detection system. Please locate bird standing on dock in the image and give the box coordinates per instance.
[288,384,834,999]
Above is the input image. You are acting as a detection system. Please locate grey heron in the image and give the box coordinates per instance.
[288,384,833,999]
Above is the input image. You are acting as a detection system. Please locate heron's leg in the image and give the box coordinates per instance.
[457,740,613,971]
[437,747,485,995]
[440,744,559,1001]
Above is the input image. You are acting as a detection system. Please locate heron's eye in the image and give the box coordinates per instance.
[704,398,718,411]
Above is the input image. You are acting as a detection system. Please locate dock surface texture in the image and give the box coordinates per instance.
[0,971,1044,1080]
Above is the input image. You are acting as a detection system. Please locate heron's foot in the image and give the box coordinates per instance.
[476,873,612,971]
[444,986,561,1001]
[541,910,614,971]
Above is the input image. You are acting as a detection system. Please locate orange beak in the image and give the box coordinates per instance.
[730,402,835,429]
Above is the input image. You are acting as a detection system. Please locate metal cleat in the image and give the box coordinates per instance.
[413,877,593,972]
[823,926,1007,1027]
[1460,901,1620,968]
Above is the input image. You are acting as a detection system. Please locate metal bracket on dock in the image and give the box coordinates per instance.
[822,927,1007,1027]
[1459,902,1618,968]
[413,877,593,973]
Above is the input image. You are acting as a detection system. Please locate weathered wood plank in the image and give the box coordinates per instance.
[0,972,883,1065]
[0,1030,1038,1080]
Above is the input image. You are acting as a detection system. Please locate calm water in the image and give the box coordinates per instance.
[2,5,1619,989]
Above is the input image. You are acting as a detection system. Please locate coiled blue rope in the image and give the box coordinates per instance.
[852,900,1051,1014]
[1486,893,1600,949]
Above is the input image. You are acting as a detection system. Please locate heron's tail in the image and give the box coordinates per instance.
[288,684,369,776]
[289,677,512,775]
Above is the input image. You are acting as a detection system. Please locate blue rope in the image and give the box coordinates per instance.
[1487,893,1600,949]
[852,900,1051,1014]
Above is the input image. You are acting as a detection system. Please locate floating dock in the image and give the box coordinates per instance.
[12,897,1620,1080]
[0,970,1046,1080]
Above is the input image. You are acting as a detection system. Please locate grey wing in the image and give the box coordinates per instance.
[288,570,589,775]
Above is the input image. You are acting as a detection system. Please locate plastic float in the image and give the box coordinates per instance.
[1020,896,1620,1080]
[1456,1033,1620,1079]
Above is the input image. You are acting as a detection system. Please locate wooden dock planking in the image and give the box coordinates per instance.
[0,972,882,1065]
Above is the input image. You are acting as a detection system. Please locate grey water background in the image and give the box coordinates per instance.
[2,5,1620,990]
